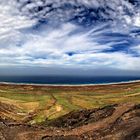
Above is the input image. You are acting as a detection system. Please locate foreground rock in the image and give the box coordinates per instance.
[0,103,140,140]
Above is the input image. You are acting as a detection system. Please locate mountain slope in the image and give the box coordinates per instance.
[0,103,140,140]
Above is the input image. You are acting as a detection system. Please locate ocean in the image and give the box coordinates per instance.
[0,76,140,85]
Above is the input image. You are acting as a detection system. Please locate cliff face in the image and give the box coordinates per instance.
[0,103,140,140]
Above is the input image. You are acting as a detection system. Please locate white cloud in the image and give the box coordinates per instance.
[17,0,135,26]
[0,0,36,46]
[133,12,140,27]
[0,22,140,71]
[0,0,140,72]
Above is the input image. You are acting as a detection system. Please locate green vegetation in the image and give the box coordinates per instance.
[0,83,140,124]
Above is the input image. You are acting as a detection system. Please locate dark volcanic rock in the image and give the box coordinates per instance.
[0,103,140,140]
[47,105,116,128]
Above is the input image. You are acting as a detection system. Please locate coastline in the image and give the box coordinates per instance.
[0,79,140,87]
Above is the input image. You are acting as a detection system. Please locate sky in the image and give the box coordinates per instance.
[0,0,140,76]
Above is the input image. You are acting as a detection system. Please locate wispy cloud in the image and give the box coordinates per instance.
[0,0,140,74]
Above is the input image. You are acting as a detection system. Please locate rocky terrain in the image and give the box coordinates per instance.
[0,103,140,140]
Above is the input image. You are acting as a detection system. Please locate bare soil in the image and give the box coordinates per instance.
[0,103,140,140]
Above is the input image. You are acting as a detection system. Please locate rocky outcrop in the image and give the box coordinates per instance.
[0,103,140,140]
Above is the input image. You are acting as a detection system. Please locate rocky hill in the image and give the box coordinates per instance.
[0,103,140,140]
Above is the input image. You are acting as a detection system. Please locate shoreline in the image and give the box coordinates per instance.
[0,79,140,87]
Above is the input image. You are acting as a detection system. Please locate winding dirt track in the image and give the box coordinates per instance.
[6,103,138,140]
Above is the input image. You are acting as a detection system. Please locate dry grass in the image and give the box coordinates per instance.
[0,82,140,123]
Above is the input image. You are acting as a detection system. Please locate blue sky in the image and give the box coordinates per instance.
[0,0,140,75]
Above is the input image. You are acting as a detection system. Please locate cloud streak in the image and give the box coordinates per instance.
[0,0,140,74]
